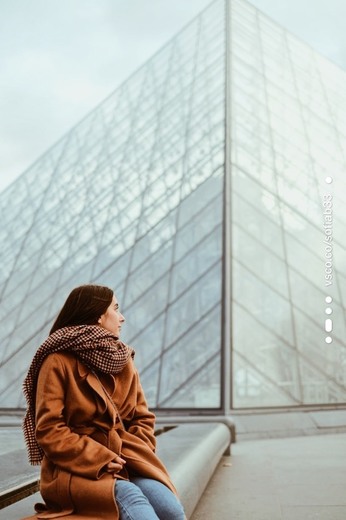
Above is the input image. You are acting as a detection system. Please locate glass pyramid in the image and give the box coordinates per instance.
[0,0,345,410]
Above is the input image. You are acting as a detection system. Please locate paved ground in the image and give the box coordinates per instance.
[191,433,346,520]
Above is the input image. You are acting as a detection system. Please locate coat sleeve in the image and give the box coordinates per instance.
[124,368,157,452]
[35,354,116,479]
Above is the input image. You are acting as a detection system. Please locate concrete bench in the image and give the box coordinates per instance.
[0,422,231,519]
[157,422,231,519]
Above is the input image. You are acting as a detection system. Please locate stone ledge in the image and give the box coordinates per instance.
[157,422,231,519]
[232,408,346,440]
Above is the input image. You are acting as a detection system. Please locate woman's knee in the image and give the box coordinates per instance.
[115,480,160,520]
[131,477,185,520]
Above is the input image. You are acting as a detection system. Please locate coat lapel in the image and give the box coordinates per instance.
[77,360,116,422]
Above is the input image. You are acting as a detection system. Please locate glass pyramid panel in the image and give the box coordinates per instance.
[0,0,225,409]
[230,0,346,406]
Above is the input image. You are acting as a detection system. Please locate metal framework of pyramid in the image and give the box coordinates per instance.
[0,0,345,410]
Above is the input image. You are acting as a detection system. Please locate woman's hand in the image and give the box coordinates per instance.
[104,455,126,477]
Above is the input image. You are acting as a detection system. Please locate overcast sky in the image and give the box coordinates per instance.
[1,0,346,194]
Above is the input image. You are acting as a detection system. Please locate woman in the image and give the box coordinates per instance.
[22,284,186,520]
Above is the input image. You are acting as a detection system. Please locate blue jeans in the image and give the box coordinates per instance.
[115,477,185,520]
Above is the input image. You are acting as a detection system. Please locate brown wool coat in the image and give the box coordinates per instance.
[21,352,176,520]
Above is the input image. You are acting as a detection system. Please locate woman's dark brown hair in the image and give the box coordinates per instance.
[50,284,113,334]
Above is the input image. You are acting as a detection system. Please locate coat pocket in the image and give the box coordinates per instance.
[39,463,74,516]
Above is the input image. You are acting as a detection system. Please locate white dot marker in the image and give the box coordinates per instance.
[325,319,333,332]
[325,336,332,344]
[325,176,333,184]
[325,307,332,315]
[325,296,332,303]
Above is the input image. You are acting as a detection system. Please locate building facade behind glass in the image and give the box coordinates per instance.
[0,0,345,410]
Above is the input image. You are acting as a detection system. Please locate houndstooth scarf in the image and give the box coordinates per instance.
[22,325,134,465]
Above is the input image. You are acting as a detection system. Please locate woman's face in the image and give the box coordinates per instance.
[98,296,125,337]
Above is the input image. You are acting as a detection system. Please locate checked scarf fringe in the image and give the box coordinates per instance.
[22,325,134,465]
